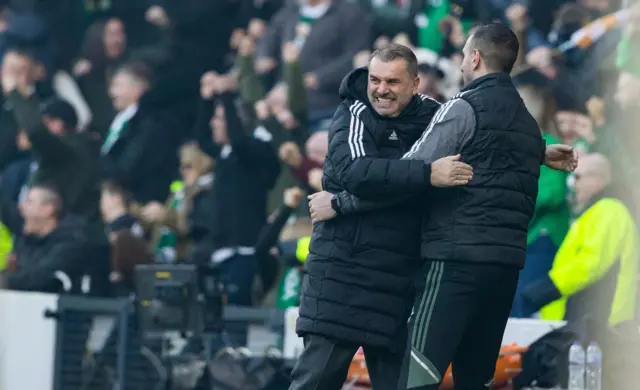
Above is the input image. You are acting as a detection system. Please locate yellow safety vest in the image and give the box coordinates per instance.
[296,236,311,264]
[0,223,12,271]
[541,198,638,326]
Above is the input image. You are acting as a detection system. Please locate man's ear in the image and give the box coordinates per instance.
[473,49,482,70]
[413,76,421,93]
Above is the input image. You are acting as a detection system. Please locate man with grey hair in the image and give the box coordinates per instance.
[289,43,474,389]
[0,185,87,293]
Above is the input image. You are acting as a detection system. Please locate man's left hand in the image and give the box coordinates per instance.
[545,144,578,172]
[309,191,336,223]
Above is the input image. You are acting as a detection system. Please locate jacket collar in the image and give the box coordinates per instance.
[460,72,512,93]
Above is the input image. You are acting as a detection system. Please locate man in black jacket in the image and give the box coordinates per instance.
[194,73,280,307]
[101,61,180,204]
[0,185,86,293]
[290,44,474,390]
[309,24,578,390]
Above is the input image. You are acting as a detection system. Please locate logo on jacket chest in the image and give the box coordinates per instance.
[378,129,405,157]
[381,129,400,143]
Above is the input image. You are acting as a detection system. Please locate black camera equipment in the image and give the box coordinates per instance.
[135,263,226,340]
[134,263,227,389]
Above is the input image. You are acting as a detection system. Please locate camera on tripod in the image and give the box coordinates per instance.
[134,263,226,340]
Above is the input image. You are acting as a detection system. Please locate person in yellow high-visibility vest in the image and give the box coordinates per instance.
[523,153,638,334]
[0,223,12,271]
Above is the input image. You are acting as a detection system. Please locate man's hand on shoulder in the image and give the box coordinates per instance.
[309,191,337,224]
[430,154,473,187]
[545,144,578,172]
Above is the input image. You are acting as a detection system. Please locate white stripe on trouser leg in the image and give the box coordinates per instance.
[408,347,442,388]
[348,101,366,159]
[412,263,438,345]
[411,350,439,382]
[413,261,444,350]
[404,99,457,159]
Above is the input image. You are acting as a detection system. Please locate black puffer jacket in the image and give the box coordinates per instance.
[2,211,87,293]
[420,73,544,268]
[297,68,441,350]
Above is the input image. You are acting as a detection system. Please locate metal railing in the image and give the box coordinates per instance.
[46,295,289,390]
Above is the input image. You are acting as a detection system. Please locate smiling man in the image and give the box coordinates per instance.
[288,44,474,390]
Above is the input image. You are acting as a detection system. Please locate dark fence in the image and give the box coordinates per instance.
[47,295,290,390]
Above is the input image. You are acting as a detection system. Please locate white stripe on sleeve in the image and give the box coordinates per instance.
[404,99,458,159]
[348,101,367,159]
[419,93,442,105]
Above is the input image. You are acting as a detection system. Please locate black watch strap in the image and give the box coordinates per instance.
[331,195,342,216]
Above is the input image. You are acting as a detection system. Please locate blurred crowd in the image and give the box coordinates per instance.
[0,0,638,331]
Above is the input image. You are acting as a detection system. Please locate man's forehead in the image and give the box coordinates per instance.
[369,58,409,80]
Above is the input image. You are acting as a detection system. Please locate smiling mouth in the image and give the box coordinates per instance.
[374,96,395,104]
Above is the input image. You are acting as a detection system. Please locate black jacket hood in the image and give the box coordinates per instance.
[338,67,439,124]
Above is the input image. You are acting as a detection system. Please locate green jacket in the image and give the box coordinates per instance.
[417,0,474,53]
[527,133,570,247]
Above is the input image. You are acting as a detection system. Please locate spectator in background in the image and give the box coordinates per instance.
[526,2,621,107]
[356,0,423,44]
[278,140,323,192]
[509,67,570,318]
[0,185,87,293]
[255,0,372,129]
[0,222,11,271]
[414,0,502,55]
[523,153,638,340]
[33,53,92,132]
[101,61,180,204]
[4,90,103,233]
[254,186,306,304]
[417,63,445,101]
[511,124,570,319]
[194,72,280,307]
[109,230,153,295]
[144,0,243,76]
[74,18,129,136]
[0,8,94,132]
[304,130,328,191]
[100,180,144,239]
[139,142,215,263]
[0,47,43,170]
[237,38,310,211]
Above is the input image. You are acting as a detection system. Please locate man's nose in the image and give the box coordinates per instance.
[377,82,389,94]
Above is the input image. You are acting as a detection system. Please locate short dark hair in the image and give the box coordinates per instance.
[31,185,64,217]
[40,97,79,130]
[101,180,133,208]
[468,23,519,74]
[369,43,419,79]
[115,61,153,86]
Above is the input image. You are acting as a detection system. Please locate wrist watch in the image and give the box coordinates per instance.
[331,194,342,216]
